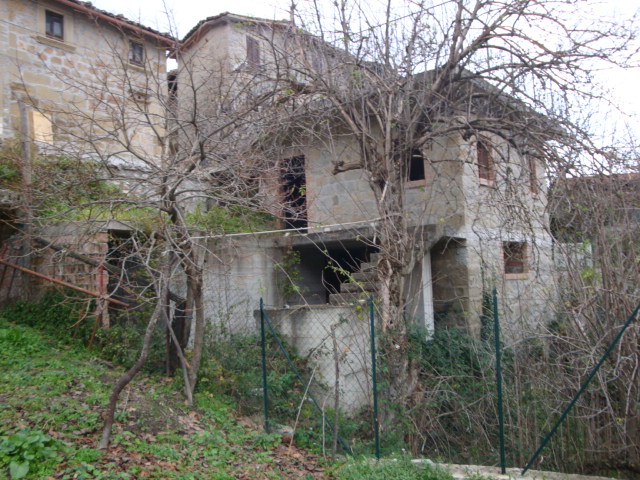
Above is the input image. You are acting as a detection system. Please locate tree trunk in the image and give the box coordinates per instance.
[98,282,167,449]
[370,153,419,428]
[186,270,204,398]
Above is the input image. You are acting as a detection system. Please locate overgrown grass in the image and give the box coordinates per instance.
[333,457,454,480]
[199,331,329,447]
[1,290,167,371]
[186,203,276,234]
[0,309,323,479]
[0,318,113,478]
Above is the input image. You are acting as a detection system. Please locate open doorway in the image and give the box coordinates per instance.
[288,244,375,304]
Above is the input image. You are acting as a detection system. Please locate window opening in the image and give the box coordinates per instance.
[528,157,538,195]
[281,156,307,230]
[407,148,426,182]
[477,139,494,182]
[503,241,527,274]
[45,11,64,40]
[246,36,260,70]
[129,41,144,66]
[106,230,143,314]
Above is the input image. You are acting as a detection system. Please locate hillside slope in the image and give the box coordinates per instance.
[0,317,327,479]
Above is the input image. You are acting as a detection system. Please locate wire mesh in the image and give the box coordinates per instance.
[259,299,378,456]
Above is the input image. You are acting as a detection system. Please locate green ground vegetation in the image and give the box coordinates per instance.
[0,292,456,479]
[0,300,326,479]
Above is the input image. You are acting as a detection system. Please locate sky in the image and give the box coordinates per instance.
[90,0,288,37]
[90,0,640,142]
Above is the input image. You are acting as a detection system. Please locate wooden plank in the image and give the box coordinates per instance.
[0,258,129,307]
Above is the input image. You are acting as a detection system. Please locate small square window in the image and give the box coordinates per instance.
[129,41,144,66]
[477,139,494,183]
[503,242,527,275]
[45,10,64,40]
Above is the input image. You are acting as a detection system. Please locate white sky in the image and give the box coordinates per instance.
[90,0,288,37]
[91,0,640,142]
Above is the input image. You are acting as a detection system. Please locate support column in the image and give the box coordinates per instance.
[421,252,435,339]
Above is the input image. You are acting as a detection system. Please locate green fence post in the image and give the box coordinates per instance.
[370,295,381,460]
[493,288,506,474]
[260,298,269,433]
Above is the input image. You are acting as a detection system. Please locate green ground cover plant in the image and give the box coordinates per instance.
[333,457,454,480]
[0,297,328,479]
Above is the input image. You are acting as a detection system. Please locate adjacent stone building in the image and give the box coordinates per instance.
[0,0,173,303]
[0,0,173,162]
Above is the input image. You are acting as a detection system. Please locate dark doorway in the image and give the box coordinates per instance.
[106,229,146,321]
[406,148,425,182]
[281,156,308,230]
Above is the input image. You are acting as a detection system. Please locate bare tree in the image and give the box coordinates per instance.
[251,0,638,424]
[549,149,640,472]
[5,10,286,448]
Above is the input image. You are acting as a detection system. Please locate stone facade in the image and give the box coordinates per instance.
[0,0,172,164]
[0,0,172,303]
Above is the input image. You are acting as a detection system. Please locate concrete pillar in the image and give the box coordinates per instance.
[422,252,435,339]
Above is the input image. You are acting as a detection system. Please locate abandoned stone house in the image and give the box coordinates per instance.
[0,0,173,301]
[173,13,556,343]
[166,13,558,410]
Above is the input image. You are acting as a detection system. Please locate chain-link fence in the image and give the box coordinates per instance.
[258,297,380,457]
[198,291,380,457]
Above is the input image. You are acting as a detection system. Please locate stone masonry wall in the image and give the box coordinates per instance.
[0,0,167,162]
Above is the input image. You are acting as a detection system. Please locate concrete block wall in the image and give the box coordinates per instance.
[265,304,373,413]
[304,132,470,232]
[305,138,379,229]
[202,234,282,335]
[430,239,472,332]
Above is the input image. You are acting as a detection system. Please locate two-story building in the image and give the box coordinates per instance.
[173,13,556,344]
[0,0,174,303]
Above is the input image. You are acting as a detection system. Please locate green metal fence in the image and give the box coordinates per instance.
[259,297,380,458]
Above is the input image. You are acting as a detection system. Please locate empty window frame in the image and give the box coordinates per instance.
[45,10,64,40]
[503,241,527,275]
[477,138,494,183]
[246,36,260,70]
[281,156,308,230]
[528,156,538,195]
[129,40,144,66]
[406,148,426,182]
